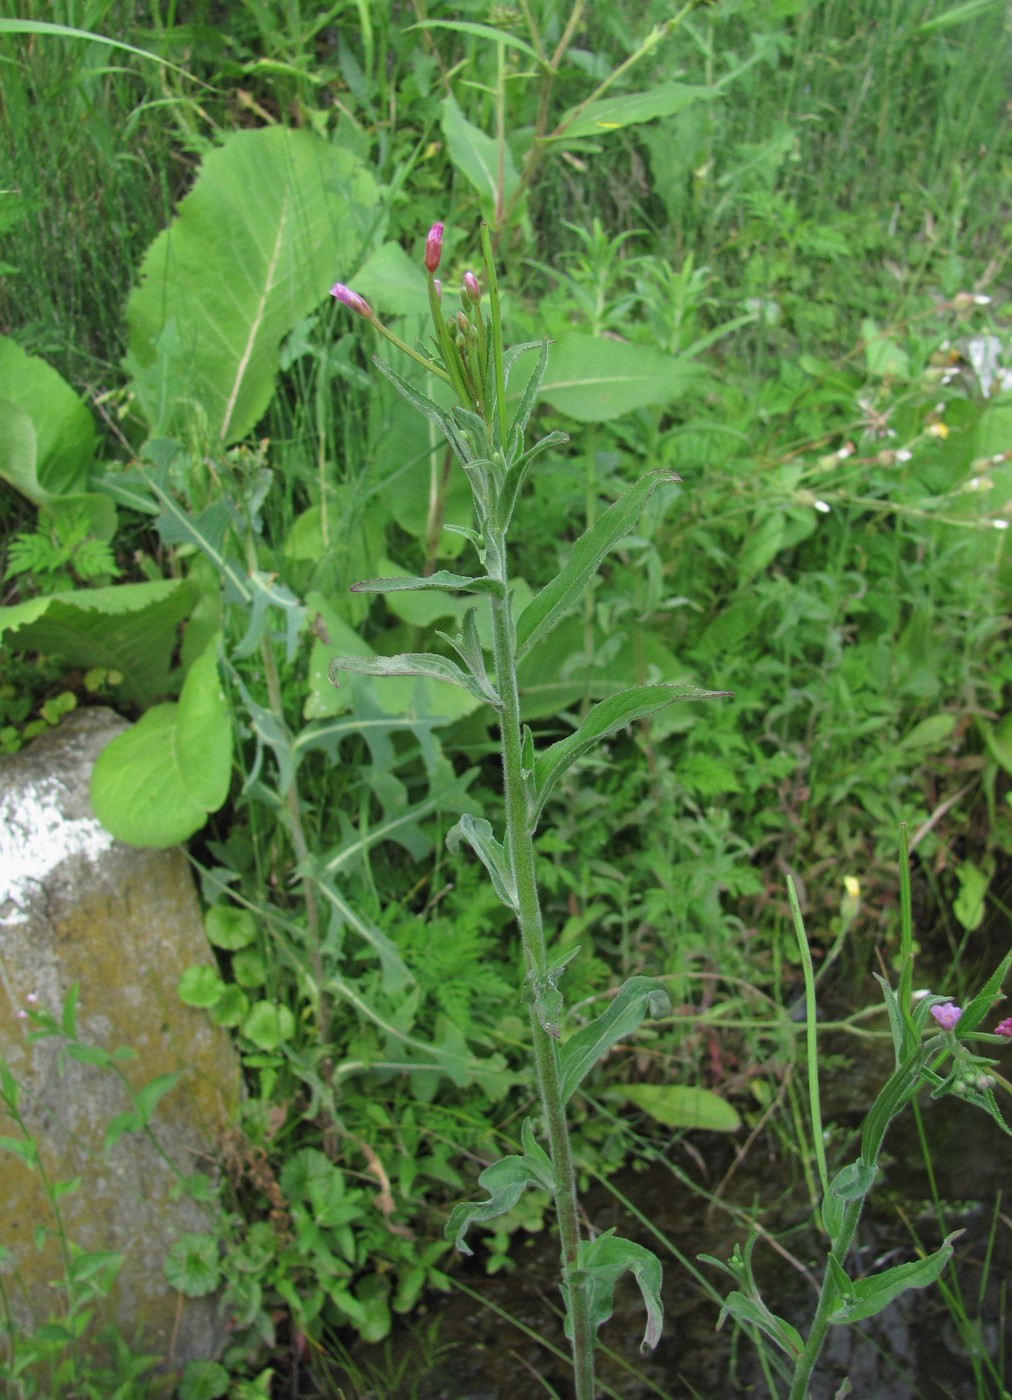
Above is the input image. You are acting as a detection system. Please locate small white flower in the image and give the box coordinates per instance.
[815,500,831,514]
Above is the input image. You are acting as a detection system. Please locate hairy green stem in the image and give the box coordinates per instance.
[488,557,595,1399]
[789,1197,864,1400]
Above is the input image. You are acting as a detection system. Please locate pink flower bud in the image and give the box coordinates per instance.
[995,1017,1012,1037]
[463,270,480,303]
[424,222,444,274]
[329,283,373,318]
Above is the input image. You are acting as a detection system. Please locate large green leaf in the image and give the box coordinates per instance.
[556,81,719,141]
[0,336,96,500]
[441,93,519,215]
[0,580,194,707]
[536,334,701,422]
[124,127,379,443]
[90,641,232,847]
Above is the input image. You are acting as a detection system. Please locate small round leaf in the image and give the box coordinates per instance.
[165,1233,221,1297]
[242,1001,295,1051]
[178,965,226,1009]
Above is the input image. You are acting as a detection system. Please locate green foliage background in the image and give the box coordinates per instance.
[1,0,1010,1393]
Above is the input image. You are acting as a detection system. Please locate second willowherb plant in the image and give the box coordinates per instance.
[328,226,1012,1399]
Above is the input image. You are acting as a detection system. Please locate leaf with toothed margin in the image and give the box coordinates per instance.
[515,469,680,660]
[437,608,499,707]
[559,976,671,1103]
[529,682,731,831]
[505,339,550,456]
[329,651,496,706]
[446,813,517,913]
[528,946,581,1038]
[499,430,569,533]
[827,1231,963,1324]
[349,571,502,598]
[567,1230,664,1354]
[714,1292,803,1358]
[445,1120,555,1254]
[372,358,476,466]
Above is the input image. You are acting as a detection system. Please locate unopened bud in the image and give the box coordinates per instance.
[329,283,373,318]
[463,270,480,303]
[425,222,444,274]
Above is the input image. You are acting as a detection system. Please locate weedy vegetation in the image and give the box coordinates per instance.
[1,1,1011,1397]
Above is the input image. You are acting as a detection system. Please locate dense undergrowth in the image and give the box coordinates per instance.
[1,1,1011,1396]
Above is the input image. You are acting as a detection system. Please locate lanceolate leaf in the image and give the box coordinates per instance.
[828,1232,963,1325]
[716,1292,804,1358]
[529,683,731,830]
[350,571,501,597]
[125,127,378,443]
[515,470,679,660]
[571,1230,664,1353]
[445,1120,555,1255]
[408,19,542,64]
[555,81,719,141]
[329,651,497,706]
[560,977,671,1103]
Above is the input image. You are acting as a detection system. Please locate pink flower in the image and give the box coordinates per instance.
[424,222,444,274]
[463,270,480,303]
[329,283,372,318]
[930,1002,962,1031]
[994,1017,1012,1038]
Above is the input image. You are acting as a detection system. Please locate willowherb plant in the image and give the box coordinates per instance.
[329,223,729,1396]
[702,828,1012,1398]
